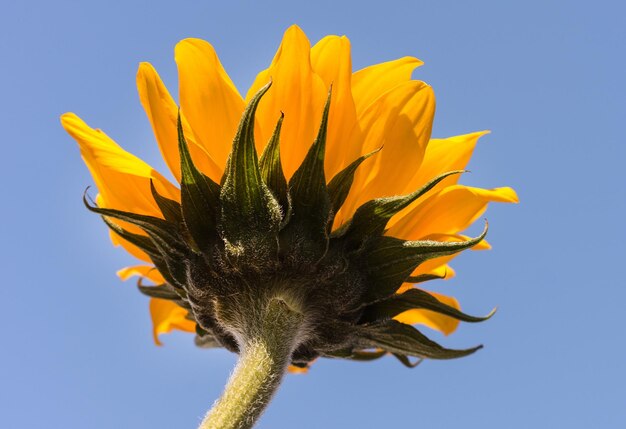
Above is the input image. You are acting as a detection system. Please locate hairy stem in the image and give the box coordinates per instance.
[199,298,304,429]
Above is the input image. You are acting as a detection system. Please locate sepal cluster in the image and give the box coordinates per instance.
[85,83,493,368]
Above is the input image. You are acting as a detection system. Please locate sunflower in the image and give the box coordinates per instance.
[61,25,517,428]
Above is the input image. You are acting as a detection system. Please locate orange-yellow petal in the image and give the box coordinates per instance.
[352,56,423,117]
[387,185,519,240]
[61,112,178,216]
[61,113,179,262]
[310,35,358,177]
[91,194,151,262]
[117,265,165,284]
[149,298,196,346]
[246,25,327,178]
[336,81,435,225]
[175,39,245,171]
[136,62,223,182]
[397,265,455,294]
[394,290,461,335]
[408,131,490,195]
[288,365,310,374]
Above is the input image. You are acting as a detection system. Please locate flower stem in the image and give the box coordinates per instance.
[199,298,304,429]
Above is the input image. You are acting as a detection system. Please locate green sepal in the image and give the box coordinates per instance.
[91,195,188,290]
[259,112,290,224]
[149,249,189,291]
[361,223,487,302]
[99,216,187,289]
[405,273,446,284]
[137,282,191,310]
[83,193,186,256]
[343,170,465,243]
[327,147,381,217]
[358,320,482,360]
[195,334,222,349]
[100,216,159,258]
[346,350,387,361]
[150,179,182,224]
[360,288,496,324]
[220,81,281,259]
[325,348,386,361]
[392,353,423,368]
[151,179,198,252]
[137,282,180,301]
[177,114,221,253]
[195,323,210,336]
[194,324,221,348]
[282,89,332,262]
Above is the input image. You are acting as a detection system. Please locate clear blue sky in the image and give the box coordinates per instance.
[2,1,624,428]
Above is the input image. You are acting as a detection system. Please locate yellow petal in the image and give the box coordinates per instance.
[431,264,455,278]
[136,63,223,182]
[387,185,519,240]
[62,112,179,262]
[61,112,178,214]
[149,298,196,346]
[246,25,327,178]
[410,256,457,280]
[175,39,245,171]
[288,365,310,374]
[109,229,152,262]
[335,81,435,226]
[92,193,151,262]
[117,265,165,284]
[394,290,461,335]
[352,56,423,117]
[397,265,455,294]
[310,35,358,177]
[409,131,490,194]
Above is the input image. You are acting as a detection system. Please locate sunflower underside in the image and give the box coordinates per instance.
[86,83,491,369]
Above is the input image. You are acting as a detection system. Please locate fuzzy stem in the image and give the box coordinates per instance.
[199,298,304,429]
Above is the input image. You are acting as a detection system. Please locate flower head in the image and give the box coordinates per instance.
[61,25,517,370]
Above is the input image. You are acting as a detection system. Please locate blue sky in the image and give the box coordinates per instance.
[2,1,625,428]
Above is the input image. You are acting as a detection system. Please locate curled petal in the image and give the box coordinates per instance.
[149,298,196,346]
[117,265,165,284]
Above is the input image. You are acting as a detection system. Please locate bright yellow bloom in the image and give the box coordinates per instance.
[61,25,517,367]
